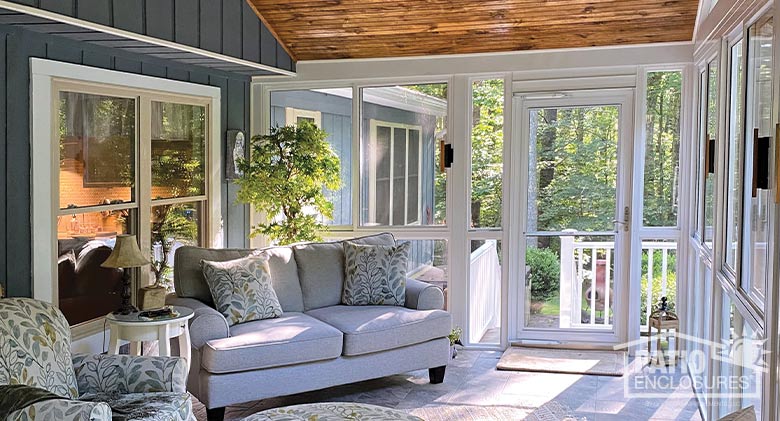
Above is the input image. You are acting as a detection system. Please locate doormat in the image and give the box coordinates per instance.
[497,346,626,376]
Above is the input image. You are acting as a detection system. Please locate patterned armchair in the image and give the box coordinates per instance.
[0,298,194,421]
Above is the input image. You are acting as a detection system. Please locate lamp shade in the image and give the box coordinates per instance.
[101,235,150,268]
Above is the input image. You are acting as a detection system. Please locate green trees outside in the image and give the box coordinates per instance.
[237,122,341,245]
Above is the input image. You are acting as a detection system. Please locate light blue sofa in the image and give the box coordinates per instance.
[168,233,452,421]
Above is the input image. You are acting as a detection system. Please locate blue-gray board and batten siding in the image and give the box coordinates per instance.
[0,21,265,297]
[269,90,438,269]
[0,0,294,74]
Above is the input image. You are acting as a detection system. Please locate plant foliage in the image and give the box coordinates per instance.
[526,247,560,303]
[236,122,341,245]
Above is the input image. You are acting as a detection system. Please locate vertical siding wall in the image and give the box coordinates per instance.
[0,24,253,297]
[4,0,294,73]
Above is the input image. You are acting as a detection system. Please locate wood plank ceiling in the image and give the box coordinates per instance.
[246,0,699,61]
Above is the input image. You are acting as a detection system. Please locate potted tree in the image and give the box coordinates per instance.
[236,122,340,244]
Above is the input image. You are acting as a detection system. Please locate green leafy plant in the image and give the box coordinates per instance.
[236,122,341,245]
[150,204,199,289]
[526,247,560,305]
[448,326,463,346]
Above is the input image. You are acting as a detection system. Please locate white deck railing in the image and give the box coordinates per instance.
[469,240,501,344]
[559,233,677,329]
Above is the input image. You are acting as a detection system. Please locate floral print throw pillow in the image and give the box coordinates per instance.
[202,254,283,326]
[342,241,410,306]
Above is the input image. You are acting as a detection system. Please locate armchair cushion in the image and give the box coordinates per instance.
[7,398,111,421]
[404,278,445,310]
[72,354,188,395]
[166,296,229,348]
[80,392,193,421]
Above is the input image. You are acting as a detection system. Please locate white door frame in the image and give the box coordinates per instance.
[511,88,635,345]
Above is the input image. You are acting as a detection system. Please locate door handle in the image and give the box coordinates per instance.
[613,207,630,232]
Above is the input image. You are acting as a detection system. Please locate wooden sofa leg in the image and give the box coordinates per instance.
[429,365,446,384]
[206,407,225,421]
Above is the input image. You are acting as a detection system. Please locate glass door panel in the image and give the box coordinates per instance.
[519,93,632,344]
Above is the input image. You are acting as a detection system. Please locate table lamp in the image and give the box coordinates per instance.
[102,234,150,315]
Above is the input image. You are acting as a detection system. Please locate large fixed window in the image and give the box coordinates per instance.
[741,15,773,308]
[54,82,212,326]
[703,60,719,250]
[725,40,745,274]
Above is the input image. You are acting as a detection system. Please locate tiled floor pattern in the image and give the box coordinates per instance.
[192,350,702,420]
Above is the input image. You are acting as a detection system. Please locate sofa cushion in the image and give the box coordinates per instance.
[202,254,283,326]
[342,241,409,306]
[174,246,304,312]
[201,313,343,373]
[294,233,396,311]
[306,305,451,356]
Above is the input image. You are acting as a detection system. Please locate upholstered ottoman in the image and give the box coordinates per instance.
[244,402,423,420]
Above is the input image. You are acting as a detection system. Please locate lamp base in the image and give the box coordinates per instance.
[113,268,137,315]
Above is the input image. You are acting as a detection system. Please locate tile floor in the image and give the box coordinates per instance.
[192,350,702,420]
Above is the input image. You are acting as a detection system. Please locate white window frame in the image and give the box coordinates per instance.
[367,119,424,226]
[285,107,322,127]
[31,58,222,338]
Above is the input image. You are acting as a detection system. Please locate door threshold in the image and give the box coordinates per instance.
[509,340,617,351]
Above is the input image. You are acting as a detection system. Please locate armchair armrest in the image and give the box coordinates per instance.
[73,354,188,395]
[8,399,111,421]
[166,295,229,348]
[404,278,445,310]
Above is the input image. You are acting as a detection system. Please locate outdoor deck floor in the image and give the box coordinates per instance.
[192,350,702,420]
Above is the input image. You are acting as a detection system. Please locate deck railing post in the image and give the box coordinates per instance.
[559,229,577,329]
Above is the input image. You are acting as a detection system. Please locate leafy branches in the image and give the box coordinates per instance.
[236,122,341,245]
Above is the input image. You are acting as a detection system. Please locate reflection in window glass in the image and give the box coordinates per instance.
[643,71,682,227]
[404,239,448,308]
[471,79,504,228]
[725,41,744,273]
[151,102,206,200]
[361,84,447,226]
[270,89,352,225]
[703,60,718,249]
[695,71,706,238]
[470,240,502,344]
[58,92,135,209]
[150,202,202,287]
[742,16,773,303]
[56,209,133,325]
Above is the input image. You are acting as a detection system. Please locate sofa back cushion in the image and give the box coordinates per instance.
[174,246,304,312]
[294,233,396,311]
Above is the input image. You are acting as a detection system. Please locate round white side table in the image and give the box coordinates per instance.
[106,306,194,371]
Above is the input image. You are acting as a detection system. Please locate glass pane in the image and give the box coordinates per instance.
[269,88,354,225]
[151,102,206,200]
[703,60,718,249]
[643,71,682,227]
[58,92,135,209]
[471,79,504,228]
[525,235,615,329]
[639,240,677,328]
[742,16,773,302]
[404,239,448,309]
[57,209,133,325]
[361,83,447,226]
[150,202,202,288]
[470,239,502,344]
[725,41,744,272]
[695,71,707,238]
[527,106,619,232]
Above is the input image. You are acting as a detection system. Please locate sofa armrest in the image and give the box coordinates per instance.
[166,295,229,348]
[8,398,111,421]
[73,354,188,394]
[404,278,445,310]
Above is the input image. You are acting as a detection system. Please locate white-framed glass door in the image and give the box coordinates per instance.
[514,89,634,345]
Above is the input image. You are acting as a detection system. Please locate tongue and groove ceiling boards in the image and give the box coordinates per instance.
[246,0,699,61]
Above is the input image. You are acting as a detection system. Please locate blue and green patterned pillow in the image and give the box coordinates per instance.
[342,241,410,306]
[202,254,283,326]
